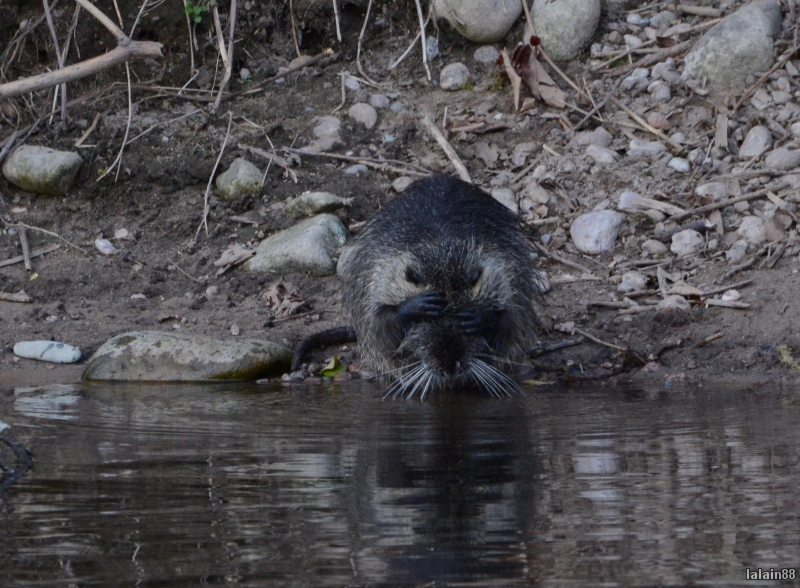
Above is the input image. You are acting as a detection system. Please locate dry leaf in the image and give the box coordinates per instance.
[260,279,309,318]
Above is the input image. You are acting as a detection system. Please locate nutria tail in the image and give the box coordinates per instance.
[337,174,545,398]
[291,326,358,372]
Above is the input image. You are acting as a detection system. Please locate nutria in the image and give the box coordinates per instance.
[336,175,545,398]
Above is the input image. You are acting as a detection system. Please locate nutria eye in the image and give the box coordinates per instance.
[405,266,423,285]
[467,267,482,287]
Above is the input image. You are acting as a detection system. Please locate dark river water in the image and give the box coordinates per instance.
[0,380,798,587]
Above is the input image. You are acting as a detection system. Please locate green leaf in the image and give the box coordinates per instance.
[320,355,347,377]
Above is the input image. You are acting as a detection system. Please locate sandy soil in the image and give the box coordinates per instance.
[2,0,800,390]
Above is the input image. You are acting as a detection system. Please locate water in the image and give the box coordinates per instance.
[1,380,799,587]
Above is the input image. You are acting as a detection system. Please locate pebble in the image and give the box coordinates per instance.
[642,239,668,256]
[345,164,369,175]
[647,80,671,102]
[622,68,649,90]
[348,103,378,129]
[737,216,766,244]
[95,238,118,255]
[83,331,291,382]
[726,239,749,264]
[646,112,670,130]
[2,145,83,197]
[392,176,414,192]
[244,214,347,276]
[215,158,262,201]
[304,116,342,153]
[369,94,390,109]
[585,144,618,164]
[624,34,643,49]
[695,181,727,202]
[626,13,642,26]
[650,11,676,30]
[628,139,666,158]
[344,75,360,90]
[764,147,800,170]
[439,62,471,91]
[670,229,704,257]
[473,45,500,64]
[491,188,518,213]
[284,191,352,218]
[569,210,624,254]
[738,126,772,160]
[532,0,601,61]
[433,0,522,43]
[14,341,82,364]
[389,102,405,113]
[657,295,691,312]
[667,157,690,173]
[618,271,646,293]
[791,122,800,137]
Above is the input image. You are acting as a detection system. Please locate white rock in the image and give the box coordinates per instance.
[344,75,360,90]
[738,125,773,160]
[684,0,782,87]
[650,11,677,29]
[737,216,766,244]
[764,147,800,170]
[647,80,672,102]
[622,67,649,90]
[304,116,342,153]
[722,289,742,301]
[628,139,667,158]
[657,295,691,312]
[791,121,800,137]
[695,181,727,201]
[569,210,624,254]
[726,239,749,264]
[491,188,518,213]
[345,164,369,175]
[392,176,414,192]
[95,238,118,255]
[473,45,500,63]
[348,103,378,129]
[369,93,390,109]
[532,0,601,61]
[523,181,551,204]
[586,144,618,164]
[642,239,668,256]
[624,34,643,49]
[2,145,83,197]
[667,157,690,172]
[440,62,471,90]
[619,271,647,293]
[14,341,82,364]
[215,158,262,201]
[434,0,522,43]
[626,13,642,25]
[670,229,704,257]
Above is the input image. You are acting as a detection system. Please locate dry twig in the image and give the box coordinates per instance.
[195,112,234,242]
[422,114,471,182]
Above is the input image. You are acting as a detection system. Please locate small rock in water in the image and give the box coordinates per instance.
[667,157,690,173]
[439,62,471,91]
[738,125,773,160]
[570,210,624,254]
[348,103,378,129]
[14,340,82,364]
[670,229,704,257]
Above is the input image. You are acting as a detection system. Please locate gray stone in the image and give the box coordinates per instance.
[737,215,766,244]
[244,214,347,276]
[622,68,649,90]
[738,125,773,160]
[303,116,342,152]
[585,144,619,165]
[474,45,500,63]
[369,93,390,108]
[215,158,262,201]
[684,0,782,87]
[657,295,691,312]
[667,157,690,172]
[14,340,82,364]
[532,0,601,61]
[642,239,668,256]
[491,188,518,213]
[392,176,414,192]
[764,147,800,170]
[433,0,522,43]
[570,210,624,254]
[348,103,378,129]
[3,145,83,197]
[82,331,291,382]
[284,191,352,218]
[648,80,672,102]
[726,239,749,264]
[440,62,471,91]
[345,164,369,175]
[628,139,667,158]
[619,271,647,293]
[695,181,728,201]
[671,229,704,257]
[650,10,677,30]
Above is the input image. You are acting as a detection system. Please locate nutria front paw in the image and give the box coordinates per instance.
[396,291,447,323]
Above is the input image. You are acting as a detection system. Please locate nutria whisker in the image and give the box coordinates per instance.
[471,360,510,398]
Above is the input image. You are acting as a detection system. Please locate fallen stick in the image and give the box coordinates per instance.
[284,146,431,176]
[732,45,800,112]
[692,332,724,348]
[604,39,693,77]
[422,114,471,182]
[672,189,769,222]
[0,244,61,268]
[574,328,627,352]
[18,227,31,271]
[610,96,684,153]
